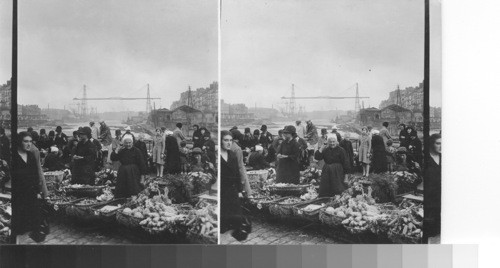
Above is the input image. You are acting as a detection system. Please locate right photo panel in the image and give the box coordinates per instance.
[220,0,439,244]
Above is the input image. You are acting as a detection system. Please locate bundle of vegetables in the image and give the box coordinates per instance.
[95,169,117,186]
[300,186,318,201]
[366,174,398,203]
[188,172,214,195]
[340,196,380,234]
[96,187,114,202]
[387,206,423,243]
[185,204,218,244]
[164,174,193,204]
[139,199,186,235]
[390,171,422,194]
[120,193,172,229]
[0,201,11,243]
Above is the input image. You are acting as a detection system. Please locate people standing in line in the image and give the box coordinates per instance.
[425,133,441,241]
[248,145,270,170]
[164,130,182,174]
[89,121,100,140]
[370,130,388,174]
[173,123,186,147]
[71,127,97,185]
[135,133,148,166]
[295,120,306,139]
[259,125,273,152]
[111,130,122,171]
[54,126,67,150]
[315,136,349,197]
[99,121,113,164]
[276,125,301,184]
[339,132,355,173]
[111,136,147,198]
[152,128,166,177]
[192,125,203,149]
[379,122,392,148]
[398,123,408,148]
[220,131,251,242]
[331,127,342,143]
[358,126,372,177]
[12,132,48,243]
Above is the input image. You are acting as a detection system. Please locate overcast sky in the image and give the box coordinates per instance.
[221,0,441,111]
[18,0,217,112]
[0,1,12,84]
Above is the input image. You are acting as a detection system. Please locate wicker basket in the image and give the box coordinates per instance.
[318,208,345,227]
[63,185,105,198]
[116,203,144,229]
[93,198,129,223]
[47,197,84,216]
[292,197,331,222]
[344,224,371,234]
[268,184,309,197]
[186,229,217,244]
[65,199,106,221]
[252,197,289,212]
[388,229,422,244]
[268,198,304,218]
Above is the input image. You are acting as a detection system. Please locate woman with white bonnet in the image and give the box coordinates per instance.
[121,126,136,144]
[111,135,147,198]
[314,135,350,197]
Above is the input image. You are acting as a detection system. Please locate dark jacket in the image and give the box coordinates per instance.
[248,151,270,170]
[134,140,148,163]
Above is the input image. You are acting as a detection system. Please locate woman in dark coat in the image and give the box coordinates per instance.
[12,132,48,242]
[164,131,182,174]
[371,131,388,173]
[220,131,250,241]
[424,133,441,240]
[407,127,423,167]
[111,136,147,198]
[339,132,355,173]
[192,125,203,149]
[276,125,301,184]
[202,131,216,166]
[71,127,97,185]
[398,123,408,148]
[315,136,350,197]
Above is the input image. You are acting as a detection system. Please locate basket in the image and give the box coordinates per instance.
[63,185,105,198]
[318,208,346,227]
[93,198,129,223]
[388,229,422,244]
[344,224,371,234]
[269,198,304,218]
[252,197,289,212]
[65,199,106,221]
[44,171,65,183]
[47,197,84,216]
[186,229,217,244]
[292,197,331,222]
[268,184,309,197]
[116,204,144,229]
[246,170,269,182]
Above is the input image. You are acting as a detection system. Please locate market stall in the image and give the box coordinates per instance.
[44,168,217,244]
[244,168,424,244]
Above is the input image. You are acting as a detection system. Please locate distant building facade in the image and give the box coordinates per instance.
[379,82,424,112]
[221,100,254,125]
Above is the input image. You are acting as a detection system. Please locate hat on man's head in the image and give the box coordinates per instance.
[260,125,267,131]
[78,126,92,137]
[283,125,296,134]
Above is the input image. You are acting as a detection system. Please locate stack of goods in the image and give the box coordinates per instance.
[390,171,421,194]
[139,199,186,235]
[0,201,11,243]
[43,171,65,192]
[387,202,423,243]
[339,196,379,234]
[185,204,218,244]
[95,169,118,186]
[247,169,269,192]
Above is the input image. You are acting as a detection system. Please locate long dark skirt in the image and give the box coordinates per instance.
[276,158,300,184]
[72,164,95,185]
[318,163,346,197]
[220,184,243,233]
[13,186,41,235]
[372,150,388,174]
[115,164,143,198]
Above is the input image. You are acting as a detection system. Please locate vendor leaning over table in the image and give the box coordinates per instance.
[276,125,301,184]
[314,135,350,197]
[71,126,97,185]
[111,136,147,198]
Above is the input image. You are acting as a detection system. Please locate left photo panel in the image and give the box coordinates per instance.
[13,0,218,244]
[0,0,13,245]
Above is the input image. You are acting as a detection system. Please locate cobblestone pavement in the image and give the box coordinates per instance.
[221,216,339,245]
[18,217,136,245]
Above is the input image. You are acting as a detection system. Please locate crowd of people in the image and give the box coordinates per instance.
[11,121,217,242]
[221,119,441,241]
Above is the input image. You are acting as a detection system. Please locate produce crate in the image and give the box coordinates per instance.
[318,208,345,227]
[186,229,217,244]
[292,197,331,222]
[268,197,304,219]
[268,184,309,197]
[65,199,108,221]
[63,185,105,198]
[92,198,129,223]
[246,170,269,182]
